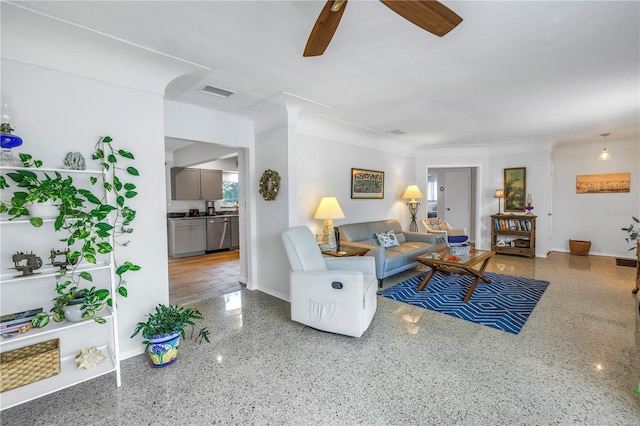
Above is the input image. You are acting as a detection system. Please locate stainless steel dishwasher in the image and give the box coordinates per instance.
[206,217,231,251]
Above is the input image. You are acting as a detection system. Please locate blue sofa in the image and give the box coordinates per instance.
[338,219,437,287]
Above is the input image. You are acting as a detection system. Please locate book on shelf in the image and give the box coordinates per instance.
[0,318,34,332]
[493,218,531,231]
[0,307,43,323]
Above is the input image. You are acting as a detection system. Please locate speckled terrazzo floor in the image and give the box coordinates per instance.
[2,252,639,425]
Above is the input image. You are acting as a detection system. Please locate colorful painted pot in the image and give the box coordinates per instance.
[146,331,181,367]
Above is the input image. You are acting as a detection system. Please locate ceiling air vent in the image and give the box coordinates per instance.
[200,84,235,99]
[387,129,406,136]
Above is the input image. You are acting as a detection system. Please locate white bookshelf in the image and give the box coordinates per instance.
[0,165,121,411]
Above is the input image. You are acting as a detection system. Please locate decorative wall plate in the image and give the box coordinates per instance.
[259,169,281,201]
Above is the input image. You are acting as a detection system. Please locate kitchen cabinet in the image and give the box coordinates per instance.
[200,169,223,200]
[168,218,206,258]
[170,168,222,201]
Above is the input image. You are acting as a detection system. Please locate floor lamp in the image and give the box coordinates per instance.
[401,185,424,232]
[314,196,345,251]
[494,189,504,214]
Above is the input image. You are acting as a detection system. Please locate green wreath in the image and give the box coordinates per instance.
[259,169,281,201]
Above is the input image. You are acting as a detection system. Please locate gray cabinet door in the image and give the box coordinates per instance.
[171,168,200,200]
[174,225,191,254]
[190,223,206,251]
[200,169,222,200]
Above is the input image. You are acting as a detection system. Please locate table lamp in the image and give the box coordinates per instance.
[314,196,345,251]
[494,189,504,214]
[401,185,424,232]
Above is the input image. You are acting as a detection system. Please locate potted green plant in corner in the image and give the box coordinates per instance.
[131,304,210,367]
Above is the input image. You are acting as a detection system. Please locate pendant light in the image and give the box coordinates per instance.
[598,133,611,161]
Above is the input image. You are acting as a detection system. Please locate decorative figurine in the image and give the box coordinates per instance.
[524,194,534,216]
[49,248,78,271]
[75,346,106,369]
[11,251,43,278]
[63,152,86,170]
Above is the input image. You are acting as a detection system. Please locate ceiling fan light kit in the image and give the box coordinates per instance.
[304,0,463,57]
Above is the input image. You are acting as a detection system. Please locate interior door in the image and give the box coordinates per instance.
[444,169,471,231]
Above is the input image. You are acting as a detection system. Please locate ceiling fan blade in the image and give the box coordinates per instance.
[303,0,348,57]
[379,0,462,37]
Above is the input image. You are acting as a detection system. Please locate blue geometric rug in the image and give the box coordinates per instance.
[378,271,549,334]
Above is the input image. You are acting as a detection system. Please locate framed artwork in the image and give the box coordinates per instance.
[504,167,526,212]
[351,168,384,199]
[576,172,630,193]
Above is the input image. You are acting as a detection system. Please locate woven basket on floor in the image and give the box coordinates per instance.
[0,338,60,392]
[569,239,591,256]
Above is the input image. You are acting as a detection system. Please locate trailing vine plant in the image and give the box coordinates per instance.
[0,135,140,326]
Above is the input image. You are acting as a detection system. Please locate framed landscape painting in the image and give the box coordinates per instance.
[351,168,384,199]
[576,172,630,193]
[504,167,526,212]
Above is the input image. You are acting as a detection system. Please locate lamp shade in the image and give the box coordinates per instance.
[598,133,611,161]
[598,148,611,161]
[314,196,345,220]
[401,185,424,201]
[494,189,505,198]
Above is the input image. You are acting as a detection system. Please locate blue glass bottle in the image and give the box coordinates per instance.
[0,123,23,166]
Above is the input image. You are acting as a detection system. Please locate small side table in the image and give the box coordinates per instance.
[322,247,369,257]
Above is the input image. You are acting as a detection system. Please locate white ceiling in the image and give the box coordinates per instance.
[11,1,640,150]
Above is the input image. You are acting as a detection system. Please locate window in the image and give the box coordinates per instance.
[222,171,239,207]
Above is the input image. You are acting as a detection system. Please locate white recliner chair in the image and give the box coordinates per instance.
[281,226,377,337]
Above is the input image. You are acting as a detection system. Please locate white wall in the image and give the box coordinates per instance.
[254,124,291,300]
[294,134,416,234]
[551,137,639,257]
[1,58,169,359]
[416,142,551,257]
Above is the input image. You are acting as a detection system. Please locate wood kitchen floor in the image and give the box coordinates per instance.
[168,250,242,306]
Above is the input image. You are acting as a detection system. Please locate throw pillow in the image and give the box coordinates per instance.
[437,218,449,230]
[376,230,400,248]
[426,218,444,230]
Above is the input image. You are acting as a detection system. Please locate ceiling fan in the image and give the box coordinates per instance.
[303,0,463,57]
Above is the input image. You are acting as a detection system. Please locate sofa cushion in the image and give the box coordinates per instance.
[376,230,400,248]
[398,241,434,261]
[340,219,436,282]
[383,248,407,270]
[340,222,378,245]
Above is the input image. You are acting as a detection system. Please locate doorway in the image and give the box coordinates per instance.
[427,167,477,243]
[165,139,245,305]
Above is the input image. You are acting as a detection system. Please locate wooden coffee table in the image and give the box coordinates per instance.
[416,249,496,302]
[322,246,369,257]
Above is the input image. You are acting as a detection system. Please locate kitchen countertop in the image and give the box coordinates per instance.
[167,213,239,220]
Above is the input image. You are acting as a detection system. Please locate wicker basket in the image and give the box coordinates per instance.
[448,244,471,255]
[569,239,591,256]
[1,338,60,392]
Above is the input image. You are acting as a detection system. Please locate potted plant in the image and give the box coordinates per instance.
[131,304,210,367]
[621,216,639,251]
[0,136,140,326]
